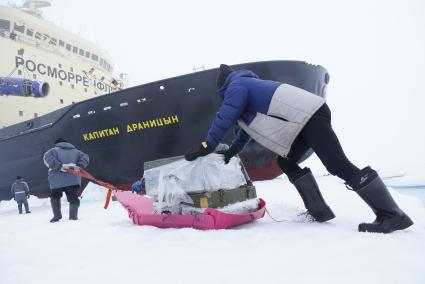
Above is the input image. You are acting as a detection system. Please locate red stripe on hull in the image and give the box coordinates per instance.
[247,160,282,181]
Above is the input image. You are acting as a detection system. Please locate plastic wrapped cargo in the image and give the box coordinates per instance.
[144,154,247,212]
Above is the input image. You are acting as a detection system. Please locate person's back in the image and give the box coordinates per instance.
[43,141,89,190]
[10,176,30,214]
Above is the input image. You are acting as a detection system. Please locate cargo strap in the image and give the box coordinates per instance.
[67,167,121,209]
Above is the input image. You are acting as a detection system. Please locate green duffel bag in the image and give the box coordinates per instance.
[186,185,257,208]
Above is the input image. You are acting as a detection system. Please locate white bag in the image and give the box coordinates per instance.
[144,153,247,212]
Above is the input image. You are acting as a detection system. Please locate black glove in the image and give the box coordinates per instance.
[217,144,239,164]
[185,142,214,161]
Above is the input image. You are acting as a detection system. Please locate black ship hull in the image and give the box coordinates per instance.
[0,60,329,200]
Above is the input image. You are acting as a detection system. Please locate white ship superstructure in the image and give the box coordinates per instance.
[0,1,126,128]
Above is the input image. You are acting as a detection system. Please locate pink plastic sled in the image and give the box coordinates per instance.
[113,191,266,230]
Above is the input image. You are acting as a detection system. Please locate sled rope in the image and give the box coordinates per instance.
[67,168,122,209]
[265,207,288,222]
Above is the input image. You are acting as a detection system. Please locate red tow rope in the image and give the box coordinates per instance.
[67,168,119,209]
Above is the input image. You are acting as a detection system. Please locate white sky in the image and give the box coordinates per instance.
[2,0,425,170]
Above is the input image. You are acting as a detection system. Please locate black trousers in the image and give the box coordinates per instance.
[50,185,80,206]
[277,103,361,182]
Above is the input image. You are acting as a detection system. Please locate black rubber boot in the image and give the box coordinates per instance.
[24,200,30,213]
[346,166,414,233]
[69,204,79,220]
[289,168,335,222]
[50,198,62,223]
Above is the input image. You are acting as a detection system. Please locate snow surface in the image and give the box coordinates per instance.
[1,176,425,284]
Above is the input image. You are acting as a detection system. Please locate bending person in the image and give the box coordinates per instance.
[184,64,413,234]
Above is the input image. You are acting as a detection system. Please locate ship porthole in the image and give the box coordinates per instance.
[159,85,165,91]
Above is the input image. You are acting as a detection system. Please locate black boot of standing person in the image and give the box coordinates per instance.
[50,196,62,223]
[346,167,413,233]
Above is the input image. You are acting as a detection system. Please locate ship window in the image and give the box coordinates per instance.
[79,49,84,56]
[19,111,23,116]
[120,102,128,107]
[33,74,37,79]
[85,51,90,58]
[34,113,38,118]
[49,38,57,45]
[88,110,95,115]
[71,84,75,89]
[72,46,78,53]
[26,28,34,37]
[60,99,63,104]
[66,43,72,51]
[70,67,73,72]
[0,19,10,31]
[59,81,62,86]
[91,54,98,61]
[59,40,65,47]
[99,58,104,66]
[104,106,112,111]
[73,114,80,119]
[14,23,25,33]
[84,88,87,93]
[35,32,42,40]
[18,70,22,75]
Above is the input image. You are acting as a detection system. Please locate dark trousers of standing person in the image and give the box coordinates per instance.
[276,103,413,233]
[50,185,80,222]
[17,199,30,214]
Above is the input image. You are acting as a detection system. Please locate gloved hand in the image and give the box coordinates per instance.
[61,163,79,172]
[184,142,214,161]
[216,144,239,164]
[131,178,145,194]
[27,194,30,199]
[131,181,140,193]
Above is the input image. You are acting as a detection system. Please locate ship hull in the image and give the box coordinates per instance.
[0,60,329,200]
